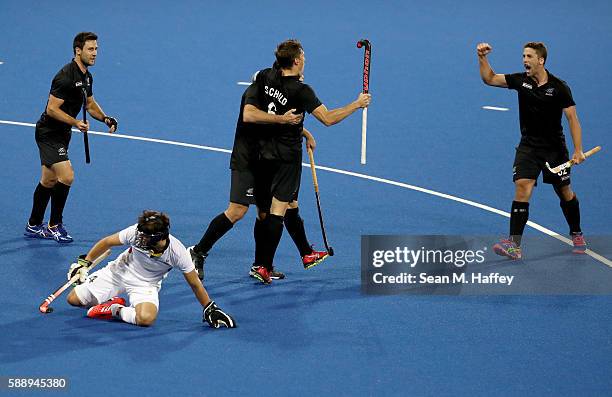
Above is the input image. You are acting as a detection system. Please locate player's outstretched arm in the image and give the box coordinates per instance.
[67,233,122,286]
[85,233,122,262]
[311,93,371,127]
[184,270,211,306]
[183,270,236,328]
[477,43,508,87]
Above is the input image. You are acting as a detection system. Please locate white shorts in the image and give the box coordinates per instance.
[74,265,161,308]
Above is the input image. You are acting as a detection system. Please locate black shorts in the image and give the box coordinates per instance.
[512,145,571,186]
[255,160,301,210]
[35,123,71,166]
[229,169,256,206]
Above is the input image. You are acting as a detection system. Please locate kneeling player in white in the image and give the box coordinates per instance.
[66,210,236,328]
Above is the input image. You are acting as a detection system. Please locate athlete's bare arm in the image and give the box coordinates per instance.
[311,93,371,126]
[563,106,586,164]
[477,43,508,88]
[84,233,122,262]
[46,94,89,132]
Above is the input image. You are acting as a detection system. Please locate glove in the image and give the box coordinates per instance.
[203,301,236,329]
[68,255,91,285]
[103,116,118,131]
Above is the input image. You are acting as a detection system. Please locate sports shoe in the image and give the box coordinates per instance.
[492,239,522,260]
[250,265,272,284]
[250,265,285,280]
[302,247,329,269]
[46,223,73,243]
[188,246,207,280]
[24,222,50,239]
[86,296,126,320]
[571,232,587,254]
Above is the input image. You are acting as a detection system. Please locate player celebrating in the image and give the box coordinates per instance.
[188,81,327,281]
[66,210,236,328]
[24,32,118,243]
[477,42,588,259]
[245,39,371,283]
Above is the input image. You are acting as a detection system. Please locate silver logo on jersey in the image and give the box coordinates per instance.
[522,82,533,89]
[267,102,277,115]
[545,88,554,96]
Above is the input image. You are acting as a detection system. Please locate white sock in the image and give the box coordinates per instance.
[118,306,137,325]
[110,304,124,317]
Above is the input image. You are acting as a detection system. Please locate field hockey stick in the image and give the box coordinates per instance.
[307,147,334,256]
[545,146,601,174]
[39,249,111,314]
[81,88,91,164]
[357,39,371,165]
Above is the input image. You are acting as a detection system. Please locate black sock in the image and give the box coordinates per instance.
[283,208,312,257]
[253,218,264,265]
[194,213,234,254]
[509,201,529,246]
[29,183,53,225]
[259,214,284,271]
[49,182,71,226]
[560,195,581,234]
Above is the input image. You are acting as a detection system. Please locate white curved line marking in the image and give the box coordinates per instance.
[482,106,509,111]
[1,119,609,267]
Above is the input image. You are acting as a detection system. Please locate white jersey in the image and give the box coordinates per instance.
[105,224,195,286]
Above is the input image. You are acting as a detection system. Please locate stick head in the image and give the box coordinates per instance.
[39,305,53,314]
[328,246,335,256]
[357,39,370,48]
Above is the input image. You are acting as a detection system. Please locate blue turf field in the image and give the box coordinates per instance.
[1,1,611,396]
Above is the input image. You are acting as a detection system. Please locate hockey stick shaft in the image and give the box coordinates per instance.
[361,108,368,165]
[39,249,111,313]
[546,146,602,173]
[307,147,334,256]
[82,88,91,164]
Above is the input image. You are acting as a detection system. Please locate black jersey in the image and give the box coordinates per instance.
[230,84,260,171]
[36,60,93,137]
[254,68,322,162]
[505,70,575,149]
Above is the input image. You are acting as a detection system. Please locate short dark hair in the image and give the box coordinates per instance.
[137,210,170,236]
[524,42,547,63]
[274,39,303,69]
[73,32,98,55]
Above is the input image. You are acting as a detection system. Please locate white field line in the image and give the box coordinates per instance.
[482,106,510,111]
